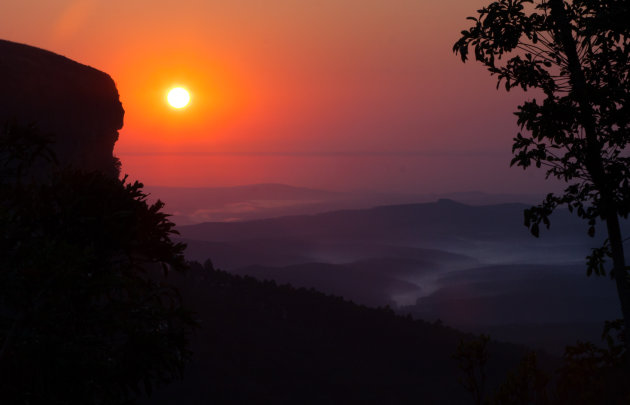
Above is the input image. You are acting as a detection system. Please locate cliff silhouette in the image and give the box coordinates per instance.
[0,39,124,176]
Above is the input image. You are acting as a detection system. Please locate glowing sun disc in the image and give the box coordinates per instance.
[167,87,190,108]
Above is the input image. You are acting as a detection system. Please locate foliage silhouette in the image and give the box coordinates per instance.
[0,123,196,404]
[454,0,630,352]
[453,334,490,405]
[455,322,630,404]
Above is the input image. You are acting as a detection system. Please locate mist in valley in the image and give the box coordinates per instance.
[142,183,625,354]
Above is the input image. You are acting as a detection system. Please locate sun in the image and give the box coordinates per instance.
[167,87,190,109]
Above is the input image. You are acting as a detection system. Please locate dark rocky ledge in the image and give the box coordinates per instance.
[0,39,124,176]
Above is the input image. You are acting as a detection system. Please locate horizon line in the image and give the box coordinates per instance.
[116,150,505,158]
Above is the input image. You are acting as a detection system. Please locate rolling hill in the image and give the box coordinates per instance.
[175,199,625,353]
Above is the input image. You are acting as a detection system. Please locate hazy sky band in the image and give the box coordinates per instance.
[0,0,549,193]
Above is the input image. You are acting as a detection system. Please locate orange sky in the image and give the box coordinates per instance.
[0,0,557,193]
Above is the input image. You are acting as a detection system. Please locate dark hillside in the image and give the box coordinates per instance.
[145,263,556,404]
[232,261,424,307]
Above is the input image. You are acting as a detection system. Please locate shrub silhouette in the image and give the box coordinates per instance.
[455,322,630,404]
[0,123,196,404]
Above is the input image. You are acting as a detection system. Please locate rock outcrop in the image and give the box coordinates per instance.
[0,39,124,176]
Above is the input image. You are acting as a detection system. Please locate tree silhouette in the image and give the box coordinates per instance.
[453,334,490,405]
[454,322,630,403]
[0,123,196,404]
[454,0,630,353]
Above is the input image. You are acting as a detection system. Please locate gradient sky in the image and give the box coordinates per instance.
[0,0,559,193]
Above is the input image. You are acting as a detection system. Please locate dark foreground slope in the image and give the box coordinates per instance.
[144,263,554,404]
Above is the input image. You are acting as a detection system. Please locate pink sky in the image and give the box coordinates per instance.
[0,0,558,193]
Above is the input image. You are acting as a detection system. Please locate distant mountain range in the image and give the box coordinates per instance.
[176,198,624,351]
[178,198,598,264]
[145,183,545,224]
